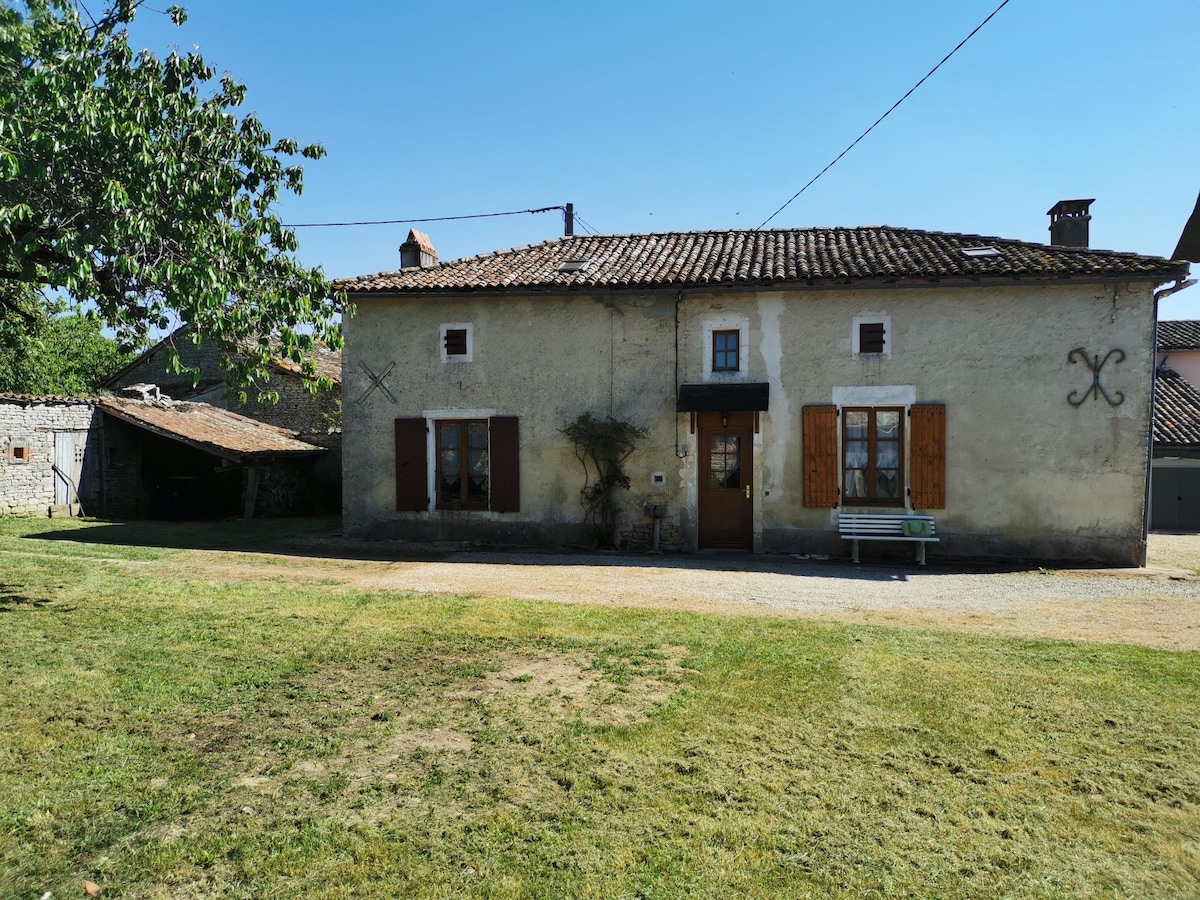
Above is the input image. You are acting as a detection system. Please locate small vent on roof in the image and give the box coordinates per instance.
[961,246,1002,258]
[556,259,590,273]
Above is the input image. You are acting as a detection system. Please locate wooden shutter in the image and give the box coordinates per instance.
[394,417,428,511]
[909,403,946,509]
[802,404,839,507]
[488,416,520,512]
[444,328,468,355]
[859,322,885,354]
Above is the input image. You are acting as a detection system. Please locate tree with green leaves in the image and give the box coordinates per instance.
[0,288,133,393]
[0,0,342,392]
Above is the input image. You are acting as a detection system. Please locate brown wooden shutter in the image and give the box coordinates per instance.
[909,403,946,509]
[488,416,520,512]
[394,417,428,511]
[802,404,839,507]
[444,328,468,355]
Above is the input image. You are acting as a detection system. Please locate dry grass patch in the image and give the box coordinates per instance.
[2,518,1199,898]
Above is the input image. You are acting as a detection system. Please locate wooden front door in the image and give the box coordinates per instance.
[698,411,754,549]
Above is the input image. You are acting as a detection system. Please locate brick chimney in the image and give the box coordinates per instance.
[1047,199,1094,248]
[399,228,438,268]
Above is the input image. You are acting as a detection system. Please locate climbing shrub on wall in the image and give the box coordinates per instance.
[561,413,648,548]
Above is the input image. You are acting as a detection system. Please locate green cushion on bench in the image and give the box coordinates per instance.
[901,519,931,537]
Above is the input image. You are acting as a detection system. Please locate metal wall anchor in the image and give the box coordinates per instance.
[357,361,396,404]
[1067,347,1125,407]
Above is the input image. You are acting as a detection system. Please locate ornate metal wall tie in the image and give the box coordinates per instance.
[1067,347,1125,407]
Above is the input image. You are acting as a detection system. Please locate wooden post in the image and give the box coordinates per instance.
[243,466,259,519]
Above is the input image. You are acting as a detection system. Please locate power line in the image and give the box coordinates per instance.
[287,206,564,228]
[756,0,1013,230]
[573,212,600,236]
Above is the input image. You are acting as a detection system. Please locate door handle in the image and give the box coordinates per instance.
[745,485,751,499]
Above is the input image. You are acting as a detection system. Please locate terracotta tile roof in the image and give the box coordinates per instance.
[404,228,437,256]
[334,227,1189,294]
[0,393,92,405]
[1154,368,1200,447]
[262,336,342,383]
[95,397,325,461]
[1157,320,1200,351]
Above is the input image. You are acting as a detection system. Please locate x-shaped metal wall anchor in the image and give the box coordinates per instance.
[1067,347,1125,407]
[357,361,396,404]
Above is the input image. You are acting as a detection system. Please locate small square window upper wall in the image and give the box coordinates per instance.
[852,315,892,360]
[440,323,474,363]
[703,317,749,382]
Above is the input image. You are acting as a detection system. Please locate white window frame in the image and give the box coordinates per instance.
[703,316,749,382]
[440,322,474,364]
[852,315,892,360]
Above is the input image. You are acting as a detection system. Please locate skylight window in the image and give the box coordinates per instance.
[556,260,589,273]
[961,246,1002,258]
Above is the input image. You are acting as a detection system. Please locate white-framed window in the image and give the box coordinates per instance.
[852,315,892,360]
[703,317,749,382]
[440,323,474,363]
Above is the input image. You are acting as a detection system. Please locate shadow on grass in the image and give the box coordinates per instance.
[0,584,56,612]
[11,516,1047,582]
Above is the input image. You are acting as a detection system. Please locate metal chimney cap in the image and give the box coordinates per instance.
[1046,198,1095,217]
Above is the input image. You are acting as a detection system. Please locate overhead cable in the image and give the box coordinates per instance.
[756,0,1013,229]
[287,206,564,228]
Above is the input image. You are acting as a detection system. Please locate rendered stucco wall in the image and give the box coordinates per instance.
[683,282,1155,564]
[344,280,1156,564]
[344,292,678,546]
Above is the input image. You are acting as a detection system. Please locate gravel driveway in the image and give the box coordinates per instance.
[294,533,1200,652]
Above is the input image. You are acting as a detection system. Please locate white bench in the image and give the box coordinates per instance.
[838,514,938,565]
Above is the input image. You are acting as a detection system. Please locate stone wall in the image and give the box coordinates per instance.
[110,330,341,435]
[0,399,100,516]
[622,518,684,553]
[227,376,340,435]
[109,331,228,398]
[97,416,144,518]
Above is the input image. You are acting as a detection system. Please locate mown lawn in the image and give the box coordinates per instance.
[1,519,1198,898]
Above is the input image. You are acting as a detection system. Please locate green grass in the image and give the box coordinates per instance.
[1,518,1198,898]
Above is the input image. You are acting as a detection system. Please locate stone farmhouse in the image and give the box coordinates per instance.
[334,208,1190,565]
[104,327,342,436]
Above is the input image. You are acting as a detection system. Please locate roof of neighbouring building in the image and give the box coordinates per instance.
[1173,191,1200,262]
[1157,320,1200,351]
[102,328,342,390]
[0,392,92,406]
[95,397,326,461]
[1155,367,1200,447]
[334,227,1190,294]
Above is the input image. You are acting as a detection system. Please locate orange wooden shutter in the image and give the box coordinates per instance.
[488,416,520,512]
[394,418,428,511]
[802,404,839,507]
[909,403,946,509]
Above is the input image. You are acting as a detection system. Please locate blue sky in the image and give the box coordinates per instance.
[128,1,1199,316]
